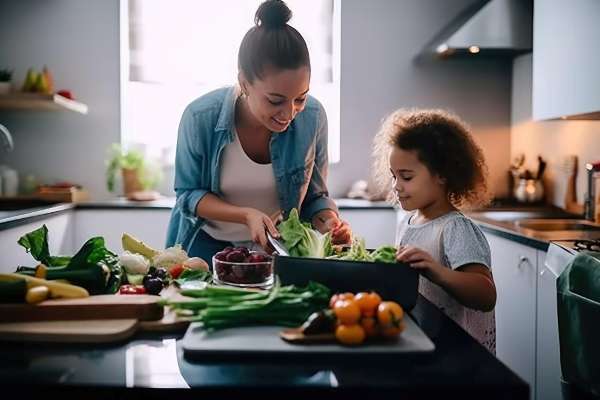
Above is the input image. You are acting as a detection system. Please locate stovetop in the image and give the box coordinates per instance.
[553,238,600,253]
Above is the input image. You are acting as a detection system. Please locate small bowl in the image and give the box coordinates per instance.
[212,252,274,288]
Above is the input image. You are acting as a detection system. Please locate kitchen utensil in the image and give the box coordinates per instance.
[0,165,18,197]
[514,178,544,203]
[537,156,547,180]
[562,155,584,214]
[267,231,289,256]
[182,314,434,360]
[0,294,164,323]
[274,253,419,311]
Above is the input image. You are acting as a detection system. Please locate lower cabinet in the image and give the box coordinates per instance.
[0,212,75,273]
[74,209,172,252]
[536,256,562,400]
[338,208,398,249]
[484,232,539,393]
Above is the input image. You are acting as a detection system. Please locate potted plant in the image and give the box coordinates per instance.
[106,144,162,198]
[0,69,13,95]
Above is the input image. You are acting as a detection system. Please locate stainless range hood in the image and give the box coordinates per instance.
[422,0,532,59]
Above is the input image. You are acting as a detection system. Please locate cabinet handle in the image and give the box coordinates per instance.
[518,256,531,269]
[540,269,546,277]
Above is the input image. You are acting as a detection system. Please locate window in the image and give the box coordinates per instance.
[120,0,340,169]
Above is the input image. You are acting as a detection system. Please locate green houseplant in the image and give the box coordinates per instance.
[106,144,162,196]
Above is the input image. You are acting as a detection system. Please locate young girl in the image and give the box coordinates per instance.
[373,108,497,353]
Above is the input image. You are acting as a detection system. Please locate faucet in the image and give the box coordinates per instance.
[0,123,14,152]
[584,161,600,221]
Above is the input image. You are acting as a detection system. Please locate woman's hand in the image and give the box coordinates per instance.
[243,208,280,250]
[323,217,352,245]
[396,245,446,284]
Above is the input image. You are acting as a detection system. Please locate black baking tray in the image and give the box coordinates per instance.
[273,254,419,311]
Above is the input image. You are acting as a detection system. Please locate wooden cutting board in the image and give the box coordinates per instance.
[0,319,139,343]
[0,294,164,323]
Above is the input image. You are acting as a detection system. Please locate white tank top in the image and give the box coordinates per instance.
[202,128,280,242]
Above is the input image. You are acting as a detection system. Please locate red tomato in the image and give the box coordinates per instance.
[169,264,185,279]
[119,284,146,295]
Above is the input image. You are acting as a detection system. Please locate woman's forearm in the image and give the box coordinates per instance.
[195,193,250,224]
[436,267,497,312]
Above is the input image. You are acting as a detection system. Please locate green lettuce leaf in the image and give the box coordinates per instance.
[371,245,397,263]
[278,208,333,258]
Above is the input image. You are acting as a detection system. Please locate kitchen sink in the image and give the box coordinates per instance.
[472,209,580,222]
[516,219,600,232]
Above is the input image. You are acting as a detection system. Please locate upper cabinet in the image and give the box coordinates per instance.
[532,0,600,120]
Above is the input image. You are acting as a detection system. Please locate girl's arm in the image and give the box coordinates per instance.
[436,264,496,312]
[397,246,496,312]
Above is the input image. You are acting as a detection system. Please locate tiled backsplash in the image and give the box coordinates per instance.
[512,54,600,210]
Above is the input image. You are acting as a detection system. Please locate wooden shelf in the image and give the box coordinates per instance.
[0,92,88,114]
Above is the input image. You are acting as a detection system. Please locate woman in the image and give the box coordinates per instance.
[166,0,351,265]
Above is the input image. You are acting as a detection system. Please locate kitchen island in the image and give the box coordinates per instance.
[0,295,528,400]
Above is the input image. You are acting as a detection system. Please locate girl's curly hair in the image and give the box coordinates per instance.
[372,108,491,209]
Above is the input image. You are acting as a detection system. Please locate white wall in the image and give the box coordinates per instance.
[329,0,513,199]
[0,0,120,200]
[512,54,600,208]
[0,0,513,201]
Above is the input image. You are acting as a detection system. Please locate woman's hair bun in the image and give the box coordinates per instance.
[255,0,292,29]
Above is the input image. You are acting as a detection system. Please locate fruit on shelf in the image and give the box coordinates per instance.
[21,66,55,95]
[21,68,37,92]
[42,65,54,94]
[56,89,74,100]
[33,71,49,94]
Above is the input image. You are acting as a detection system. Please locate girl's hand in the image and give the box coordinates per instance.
[324,218,352,245]
[396,245,445,283]
[244,208,280,250]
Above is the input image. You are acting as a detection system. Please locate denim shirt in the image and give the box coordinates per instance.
[165,86,338,249]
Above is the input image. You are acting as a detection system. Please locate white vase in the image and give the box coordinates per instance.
[0,82,11,95]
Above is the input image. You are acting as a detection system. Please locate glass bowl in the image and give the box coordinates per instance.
[212,252,274,288]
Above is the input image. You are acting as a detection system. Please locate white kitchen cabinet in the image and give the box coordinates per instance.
[485,232,538,391]
[338,208,398,249]
[73,209,172,253]
[0,212,74,273]
[532,0,600,120]
[536,251,562,400]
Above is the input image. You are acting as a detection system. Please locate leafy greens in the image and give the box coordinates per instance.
[278,208,333,258]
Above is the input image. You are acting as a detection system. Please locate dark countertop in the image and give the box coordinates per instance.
[0,295,528,399]
[0,197,394,231]
[0,202,75,231]
[77,197,396,210]
[4,197,595,252]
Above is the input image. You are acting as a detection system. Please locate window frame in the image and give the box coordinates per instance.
[118,0,341,164]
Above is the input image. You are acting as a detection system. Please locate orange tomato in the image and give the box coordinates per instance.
[360,316,379,337]
[377,301,404,328]
[333,299,361,325]
[329,292,355,309]
[381,321,406,338]
[354,291,382,317]
[335,324,366,345]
